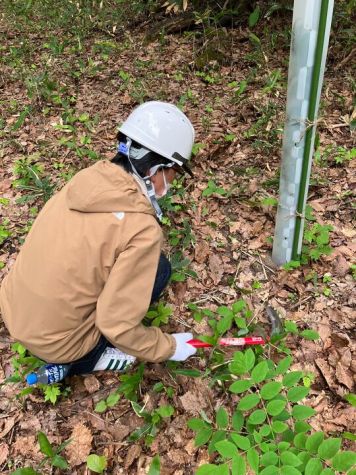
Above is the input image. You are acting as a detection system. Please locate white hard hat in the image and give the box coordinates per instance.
[119,101,195,170]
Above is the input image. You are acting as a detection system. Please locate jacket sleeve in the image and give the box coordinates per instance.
[95,219,176,363]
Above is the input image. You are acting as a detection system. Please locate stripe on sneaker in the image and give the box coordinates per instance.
[119,360,127,371]
[112,360,121,371]
[106,358,114,370]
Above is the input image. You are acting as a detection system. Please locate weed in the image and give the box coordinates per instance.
[148,455,160,475]
[13,156,55,203]
[95,365,145,411]
[170,251,197,282]
[263,69,283,95]
[202,179,228,197]
[168,218,195,249]
[145,302,173,327]
[2,343,70,405]
[315,144,355,167]
[118,363,145,402]
[181,304,352,475]
[189,344,354,474]
[177,89,198,109]
[350,264,356,280]
[228,79,248,100]
[43,37,67,55]
[86,454,107,474]
[129,401,174,446]
[301,223,333,264]
[334,146,355,165]
[244,102,281,152]
[95,390,121,413]
[196,71,218,84]
[0,218,12,246]
[153,381,174,399]
[59,136,99,161]
[10,431,71,474]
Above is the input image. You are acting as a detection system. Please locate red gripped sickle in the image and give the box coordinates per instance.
[187,336,265,348]
[187,307,281,349]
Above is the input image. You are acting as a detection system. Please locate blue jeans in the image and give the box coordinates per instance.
[67,253,171,375]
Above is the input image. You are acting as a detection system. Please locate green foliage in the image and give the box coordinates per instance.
[117,363,145,401]
[86,454,107,473]
[2,343,70,404]
[188,341,352,474]
[145,302,173,327]
[41,384,62,404]
[11,432,71,473]
[13,155,55,203]
[202,179,228,197]
[301,223,333,263]
[148,454,161,475]
[129,401,174,446]
[170,251,197,282]
[168,218,195,249]
[350,264,356,280]
[0,218,12,245]
[315,144,355,167]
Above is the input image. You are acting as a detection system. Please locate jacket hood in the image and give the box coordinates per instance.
[66,160,154,215]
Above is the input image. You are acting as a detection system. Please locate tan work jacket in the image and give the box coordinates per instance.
[0,161,175,363]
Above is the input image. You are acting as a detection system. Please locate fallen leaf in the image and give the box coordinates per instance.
[65,422,93,466]
[0,443,9,465]
[335,362,354,390]
[83,374,100,394]
[124,444,141,468]
[0,417,16,439]
[194,240,210,264]
[208,253,224,284]
[332,254,350,277]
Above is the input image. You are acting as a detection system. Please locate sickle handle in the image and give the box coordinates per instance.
[187,339,213,348]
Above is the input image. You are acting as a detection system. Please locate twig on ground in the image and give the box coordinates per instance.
[335,47,356,70]
[290,294,313,310]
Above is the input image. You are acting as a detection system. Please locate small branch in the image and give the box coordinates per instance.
[335,47,356,71]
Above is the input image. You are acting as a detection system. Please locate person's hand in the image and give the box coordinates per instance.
[169,333,197,361]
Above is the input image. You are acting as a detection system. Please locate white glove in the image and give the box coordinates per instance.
[169,333,197,361]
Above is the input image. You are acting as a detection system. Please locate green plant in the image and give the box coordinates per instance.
[202,179,228,197]
[188,343,355,475]
[170,251,197,282]
[10,431,71,474]
[118,363,145,402]
[2,343,69,404]
[249,6,260,28]
[350,264,356,280]
[333,146,355,165]
[301,223,333,264]
[263,69,283,95]
[152,381,174,399]
[0,218,11,245]
[168,218,195,249]
[196,71,218,84]
[43,36,67,55]
[148,455,161,475]
[13,155,55,203]
[86,454,107,474]
[4,342,43,385]
[95,390,121,413]
[129,401,174,446]
[145,302,173,327]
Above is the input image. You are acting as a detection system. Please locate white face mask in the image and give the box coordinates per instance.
[149,167,171,198]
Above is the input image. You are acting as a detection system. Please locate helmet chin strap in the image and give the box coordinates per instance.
[118,138,163,221]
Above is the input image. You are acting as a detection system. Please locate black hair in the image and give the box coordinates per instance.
[111,132,172,178]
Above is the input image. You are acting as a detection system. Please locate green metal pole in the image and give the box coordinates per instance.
[291,0,330,260]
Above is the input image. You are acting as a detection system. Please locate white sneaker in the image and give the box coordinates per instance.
[93,347,136,372]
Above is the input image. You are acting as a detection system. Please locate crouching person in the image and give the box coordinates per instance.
[0,101,197,377]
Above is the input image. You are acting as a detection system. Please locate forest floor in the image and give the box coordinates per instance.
[0,3,355,474]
